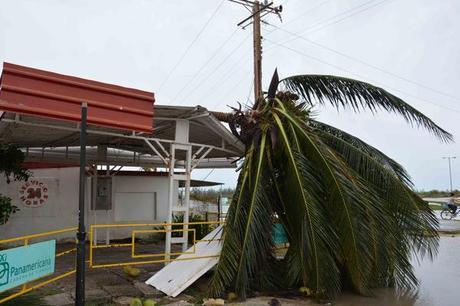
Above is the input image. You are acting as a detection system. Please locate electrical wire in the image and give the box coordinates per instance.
[266,0,390,49]
[182,32,252,101]
[266,23,460,103]
[171,28,239,104]
[280,0,331,27]
[196,52,251,106]
[158,0,226,90]
[265,38,460,114]
[202,168,215,181]
[299,0,391,36]
[212,70,252,108]
[245,79,254,107]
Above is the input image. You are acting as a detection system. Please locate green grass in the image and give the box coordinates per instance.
[428,203,443,211]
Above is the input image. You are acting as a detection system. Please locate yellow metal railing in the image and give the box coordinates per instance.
[89,221,223,269]
[0,227,77,304]
[0,221,223,303]
[131,229,197,258]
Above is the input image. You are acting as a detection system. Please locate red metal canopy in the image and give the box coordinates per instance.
[0,62,155,133]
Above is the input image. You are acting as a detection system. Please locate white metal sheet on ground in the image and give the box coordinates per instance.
[145,226,223,297]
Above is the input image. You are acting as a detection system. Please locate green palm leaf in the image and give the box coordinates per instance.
[281,75,452,142]
[309,119,412,186]
[210,70,446,300]
[272,112,341,296]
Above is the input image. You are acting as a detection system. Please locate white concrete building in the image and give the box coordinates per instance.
[0,167,178,240]
[0,166,226,243]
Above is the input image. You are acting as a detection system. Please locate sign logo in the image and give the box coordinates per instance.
[0,240,55,293]
[0,255,9,287]
[19,180,49,208]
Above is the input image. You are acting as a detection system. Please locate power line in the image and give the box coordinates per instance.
[280,0,331,27]
[172,28,239,104]
[261,0,331,39]
[266,23,460,103]
[158,0,225,90]
[183,32,251,101]
[266,0,389,49]
[212,70,252,108]
[196,52,251,106]
[265,38,460,114]
[245,79,254,107]
[299,0,391,36]
[202,168,215,181]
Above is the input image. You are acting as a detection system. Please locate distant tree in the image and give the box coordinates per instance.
[418,189,460,198]
[0,144,30,224]
[190,187,234,203]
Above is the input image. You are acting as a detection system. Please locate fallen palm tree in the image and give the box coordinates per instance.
[210,70,451,299]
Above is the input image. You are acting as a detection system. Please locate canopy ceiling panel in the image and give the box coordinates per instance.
[0,105,245,166]
[0,62,155,133]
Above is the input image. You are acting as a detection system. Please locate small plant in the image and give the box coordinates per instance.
[0,144,30,225]
[0,144,30,183]
[0,195,19,225]
[172,214,211,243]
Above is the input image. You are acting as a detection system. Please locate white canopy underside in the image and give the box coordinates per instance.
[0,105,244,169]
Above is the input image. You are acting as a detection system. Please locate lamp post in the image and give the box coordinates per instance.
[442,156,456,192]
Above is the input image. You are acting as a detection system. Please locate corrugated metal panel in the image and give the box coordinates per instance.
[0,62,154,133]
[146,226,223,297]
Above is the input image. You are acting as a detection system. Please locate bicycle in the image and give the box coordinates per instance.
[440,204,459,220]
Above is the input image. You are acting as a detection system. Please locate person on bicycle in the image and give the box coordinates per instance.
[446,193,457,214]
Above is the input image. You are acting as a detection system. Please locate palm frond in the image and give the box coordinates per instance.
[280,75,452,142]
[211,71,444,300]
[273,112,341,296]
[309,119,412,186]
[210,132,275,298]
[274,103,438,293]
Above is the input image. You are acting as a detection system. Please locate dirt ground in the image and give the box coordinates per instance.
[4,238,422,306]
[2,240,321,306]
[2,241,190,305]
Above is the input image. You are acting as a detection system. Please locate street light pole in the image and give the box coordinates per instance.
[442,156,456,192]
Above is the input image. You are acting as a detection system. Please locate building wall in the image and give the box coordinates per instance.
[0,167,80,242]
[0,168,178,243]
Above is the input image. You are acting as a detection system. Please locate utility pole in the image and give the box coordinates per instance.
[253,1,262,103]
[229,0,282,104]
[442,156,456,192]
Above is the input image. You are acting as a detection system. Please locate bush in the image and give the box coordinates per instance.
[0,195,19,225]
[172,214,212,243]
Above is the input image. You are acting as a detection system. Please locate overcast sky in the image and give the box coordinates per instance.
[1,0,459,191]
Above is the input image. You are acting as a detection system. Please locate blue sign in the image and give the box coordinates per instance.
[0,240,55,292]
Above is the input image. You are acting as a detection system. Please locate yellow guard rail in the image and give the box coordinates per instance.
[0,227,77,304]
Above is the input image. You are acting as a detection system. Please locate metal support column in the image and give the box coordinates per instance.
[75,103,87,306]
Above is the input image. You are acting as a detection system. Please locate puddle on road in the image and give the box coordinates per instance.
[334,235,460,306]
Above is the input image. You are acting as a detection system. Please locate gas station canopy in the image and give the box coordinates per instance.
[0,63,244,168]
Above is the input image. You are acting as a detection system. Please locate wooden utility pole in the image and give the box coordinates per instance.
[230,0,282,104]
[252,1,263,103]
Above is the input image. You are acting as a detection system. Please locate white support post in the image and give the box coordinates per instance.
[182,147,192,252]
[164,119,194,263]
[165,144,175,263]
